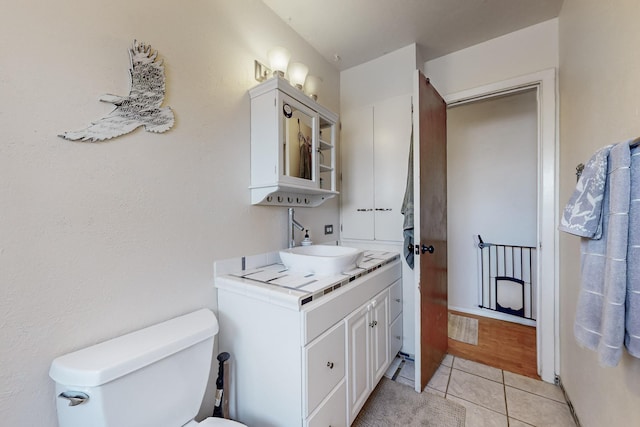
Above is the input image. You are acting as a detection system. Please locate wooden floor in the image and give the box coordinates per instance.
[447,310,539,379]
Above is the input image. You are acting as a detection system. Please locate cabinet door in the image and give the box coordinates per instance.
[370,290,389,385]
[389,312,403,362]
[341,106,374,240]
[279,93,319,188]
[389,279,403,323]
[341,95,411,242]
[373,94,412,242]
[345,303,371,425]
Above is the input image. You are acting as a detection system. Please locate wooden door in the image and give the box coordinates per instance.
[414,71,448,390]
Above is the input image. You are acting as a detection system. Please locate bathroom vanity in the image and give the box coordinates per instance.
[215,250,402,427]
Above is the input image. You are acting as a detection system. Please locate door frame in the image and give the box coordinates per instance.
[414,69,558,385]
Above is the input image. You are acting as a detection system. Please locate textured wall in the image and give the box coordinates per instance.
[425,19,559,96]
[559,0,640,425]
[0,1,339,425]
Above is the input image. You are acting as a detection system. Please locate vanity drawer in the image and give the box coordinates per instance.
[304,321,345,416]
[389,279,402,323]
[305,379,347,427]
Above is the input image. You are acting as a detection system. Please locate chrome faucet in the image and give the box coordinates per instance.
[288,208,305,248]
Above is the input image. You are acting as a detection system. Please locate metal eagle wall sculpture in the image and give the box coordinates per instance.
[60,40,174,142]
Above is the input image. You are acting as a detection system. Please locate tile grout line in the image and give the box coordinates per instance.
[506,384,573,406]
[450,366,504,385]
[444,355,454,397]
[447,393,511,420]
[503,369,510,426]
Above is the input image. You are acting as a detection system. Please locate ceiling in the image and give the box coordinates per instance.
[261,0,564,71]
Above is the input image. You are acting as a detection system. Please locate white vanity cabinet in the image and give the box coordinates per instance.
[249,75,338,207]
[216,257,401,427]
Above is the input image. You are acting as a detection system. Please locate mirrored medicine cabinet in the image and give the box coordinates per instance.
[249,75,338,207]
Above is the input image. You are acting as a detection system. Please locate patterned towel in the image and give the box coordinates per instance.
[559,145,613,238]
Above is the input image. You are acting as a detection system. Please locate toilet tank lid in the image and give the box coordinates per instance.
[49,309,218,387]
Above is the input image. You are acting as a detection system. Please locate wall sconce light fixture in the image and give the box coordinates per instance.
[288,62,309,90]
[304,75,322,100]
[268,46,291,78]
[254,60,271,82]
[254,48,319,100]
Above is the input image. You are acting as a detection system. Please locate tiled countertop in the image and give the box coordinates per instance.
[215,249,400,310]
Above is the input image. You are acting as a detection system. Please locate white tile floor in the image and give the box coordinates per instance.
[384,354,576,427]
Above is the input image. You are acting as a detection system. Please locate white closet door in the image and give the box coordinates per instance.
[341,106,374,240]
[373,94,412,242]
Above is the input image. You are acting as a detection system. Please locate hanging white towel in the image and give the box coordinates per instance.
[625,145,640,357]
[561,140,637,367]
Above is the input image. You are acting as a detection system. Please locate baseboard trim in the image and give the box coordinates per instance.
[555,375,581,427]
[449,305,537,327]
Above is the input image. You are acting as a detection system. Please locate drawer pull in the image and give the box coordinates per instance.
[326,361,334,369]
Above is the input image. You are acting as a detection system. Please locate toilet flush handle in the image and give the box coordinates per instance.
[58,391,89,407]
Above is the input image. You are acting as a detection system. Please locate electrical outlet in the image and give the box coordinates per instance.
[324,224,333,235]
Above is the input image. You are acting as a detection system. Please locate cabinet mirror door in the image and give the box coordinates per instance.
[281,95,317,182]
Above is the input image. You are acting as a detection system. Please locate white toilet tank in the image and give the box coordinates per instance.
[49,309,218,427]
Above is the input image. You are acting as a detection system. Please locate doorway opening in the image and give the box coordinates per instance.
[447,88,539,377]
[438,69,557,383]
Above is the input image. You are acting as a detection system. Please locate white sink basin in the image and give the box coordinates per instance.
[279,245,364,276]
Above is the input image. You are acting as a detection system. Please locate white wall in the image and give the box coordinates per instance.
[341,43,418,110]
[0,1,339,425]
[340,43,418,355]
[559,1,640,425]
[447,90,538,313]
[425,19,559,95]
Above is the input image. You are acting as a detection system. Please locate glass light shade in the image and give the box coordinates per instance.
[304,75,322,100]
[267,47,290,77]
[288,62,309,89]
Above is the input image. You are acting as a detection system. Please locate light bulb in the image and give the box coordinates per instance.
[267,47,290,78]
[288,62,309,90]
[304,75,322,100]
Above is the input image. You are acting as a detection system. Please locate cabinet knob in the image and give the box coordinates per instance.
[395,335,401,340]
[369,321,375,328]
[395,298,401,303]
[326,361,334,369]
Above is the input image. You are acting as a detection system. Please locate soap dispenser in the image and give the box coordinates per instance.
[301,230,312,246]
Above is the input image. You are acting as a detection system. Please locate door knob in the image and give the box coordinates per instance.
[421,244,434,254]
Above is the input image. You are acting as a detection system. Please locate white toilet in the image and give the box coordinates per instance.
[49,309,246,427]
